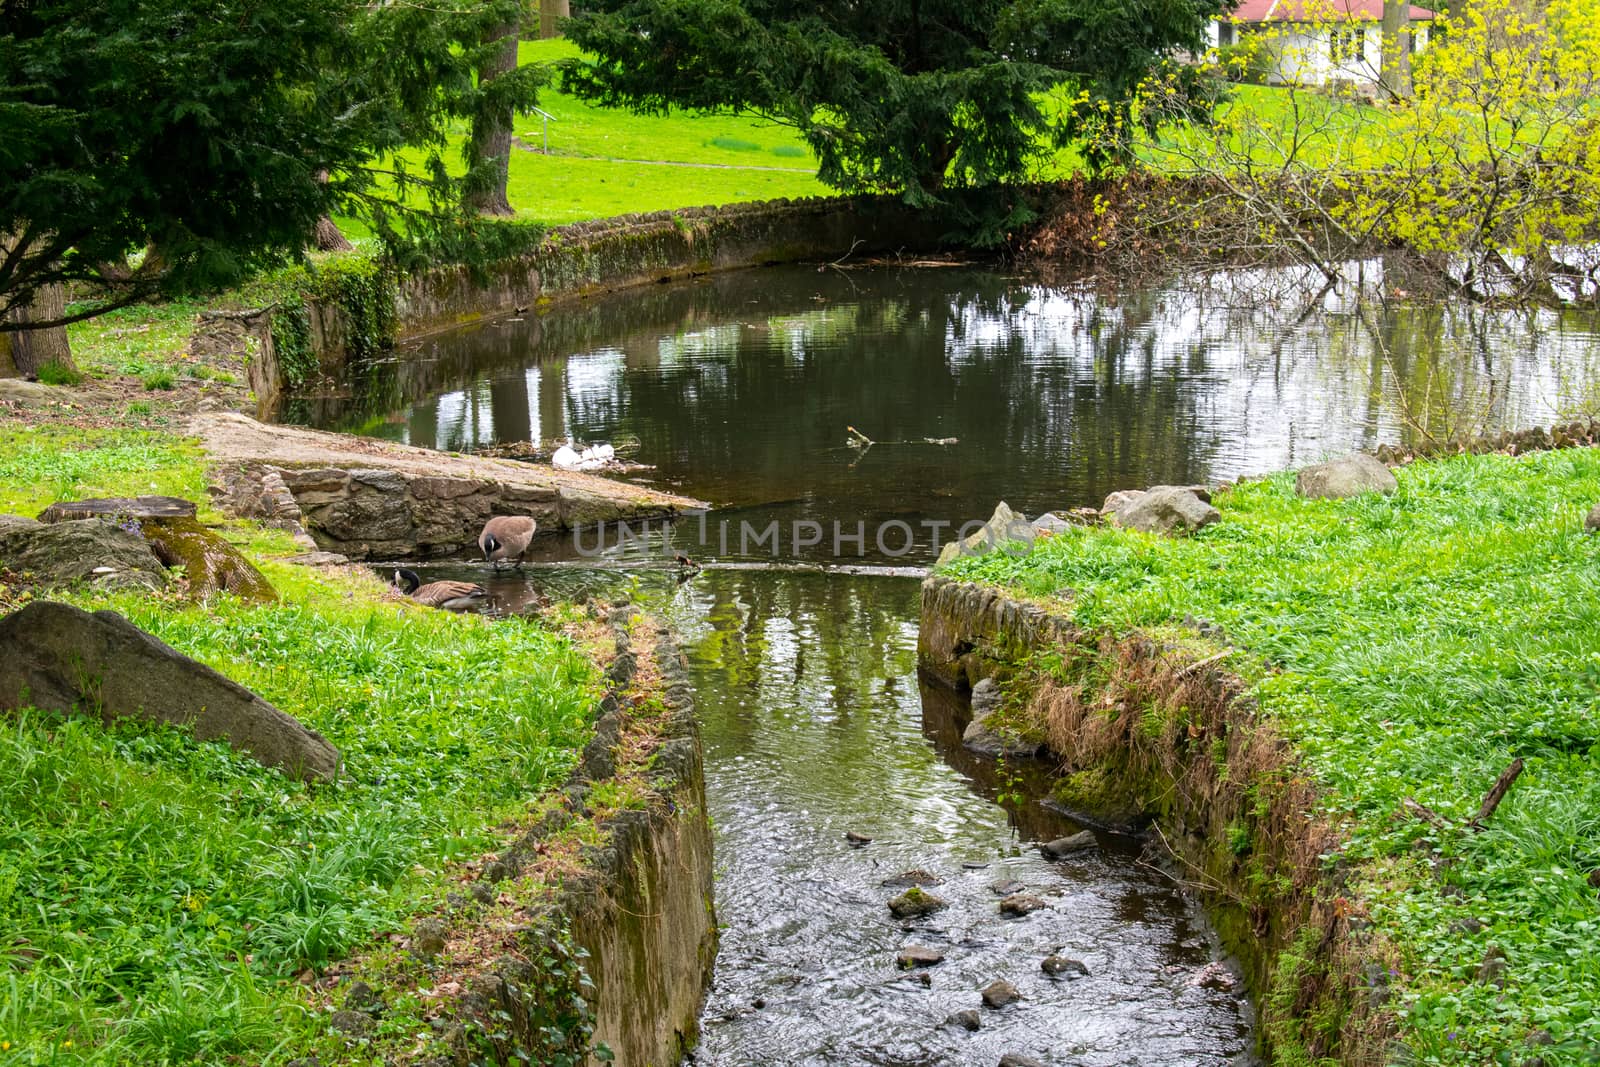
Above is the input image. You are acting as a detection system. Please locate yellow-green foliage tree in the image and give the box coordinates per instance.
[1127,0,1600,306]
[1368,0,1600,303]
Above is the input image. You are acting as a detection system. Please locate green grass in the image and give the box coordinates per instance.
[0,427,207,518]
[336,37,829,238]
[64,300,206,381]
[948,449,1600,1064]
[35,362,82,387]
[0,564,602,1066]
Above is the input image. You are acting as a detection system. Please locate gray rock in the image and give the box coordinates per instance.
[981,979,1021,1009]
[882,869,943,888]
[0,514,42,533]
[0,601,340,781]
[897,945,946,968]
[1042,955,1090,979]
[1295,453,1398,499]
[0,517,167,592]
[1586,503,1600,532]
[971,677,1002,717]
[1032,512,1074,535]
[990,878,1027,896]
[962,678,1041,758]
[411,918,447,960]
[999,894,1047,917]
[1112,486,1220,536]
[888,887,948,919]
[845,830,873,847]
[937,501,1038,565]
[1101,489,1146,516]
[946,1009,982,1032]
[962,718,1042,759]
[999,1055,1047,1067]
[1040,831,1098,859]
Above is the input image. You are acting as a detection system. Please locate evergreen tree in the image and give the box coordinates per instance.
[562,0,1223,204]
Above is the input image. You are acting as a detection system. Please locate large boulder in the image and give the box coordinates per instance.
[0,517,167,591]
[1112,486,1219,536]
[0,601,339,781]
[1295,453,1398,499]
[937,501,1037,565]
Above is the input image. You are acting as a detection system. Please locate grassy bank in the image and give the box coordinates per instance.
[945,448,1600,1065]
[0,427,612,1065]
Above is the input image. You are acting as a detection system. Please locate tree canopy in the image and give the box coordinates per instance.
[0,0,539,331]
[562,0,1223,204]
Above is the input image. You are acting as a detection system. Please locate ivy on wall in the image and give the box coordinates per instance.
[268,256,398,389]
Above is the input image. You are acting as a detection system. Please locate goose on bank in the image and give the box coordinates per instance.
[392,569,489,612]
[479,515,536,569]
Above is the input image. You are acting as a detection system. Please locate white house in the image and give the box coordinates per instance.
[1206,0,1435,91]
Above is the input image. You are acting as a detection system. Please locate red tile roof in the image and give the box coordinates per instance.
[1228,0,1434,20]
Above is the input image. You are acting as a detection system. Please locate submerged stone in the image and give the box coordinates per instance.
[946,1009,982,1032]
[999,893,1047,917]
[981,979,1021,1009]
[882,869,944,888]
[896,945,946,968]
[1042,955,1090,979]
[1039,831,1098,859]
[1295,452,1398,499]
[845,830,874,847]
[999,1055,1047,1067]
[888,886,949,919]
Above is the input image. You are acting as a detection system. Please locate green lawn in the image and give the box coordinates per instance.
[0,422,607,1066]
[0,560,603,1066]
[947,449,1600,1065]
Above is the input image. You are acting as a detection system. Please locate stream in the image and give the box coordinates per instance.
[304,263,1600,1065]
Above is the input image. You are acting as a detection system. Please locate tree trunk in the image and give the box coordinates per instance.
[464,20,519,218]
[315,215,355,252]
[312,170,354,251]
[539,0,570,39]
[2,282,76,379]
[1380,0,1412,100]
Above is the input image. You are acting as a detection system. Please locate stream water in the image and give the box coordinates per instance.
[307,263,1600,1065]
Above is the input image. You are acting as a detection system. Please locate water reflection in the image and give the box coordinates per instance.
[303,264,1599,565]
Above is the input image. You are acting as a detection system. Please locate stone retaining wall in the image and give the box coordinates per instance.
[421,610,716,1067]
[283,196,948,401]
[197,411,701,560]
[919,574,1392,1065]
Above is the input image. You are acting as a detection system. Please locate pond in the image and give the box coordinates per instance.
[308,262,1598,1065]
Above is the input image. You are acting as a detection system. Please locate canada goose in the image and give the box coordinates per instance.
[479,516,536,569]
[393,569,489,612]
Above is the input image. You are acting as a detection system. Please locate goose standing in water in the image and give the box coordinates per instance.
[479,516,536,569]
[393,569,489,612]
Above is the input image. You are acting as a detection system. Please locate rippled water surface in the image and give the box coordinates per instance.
[324,263,1600,1065]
